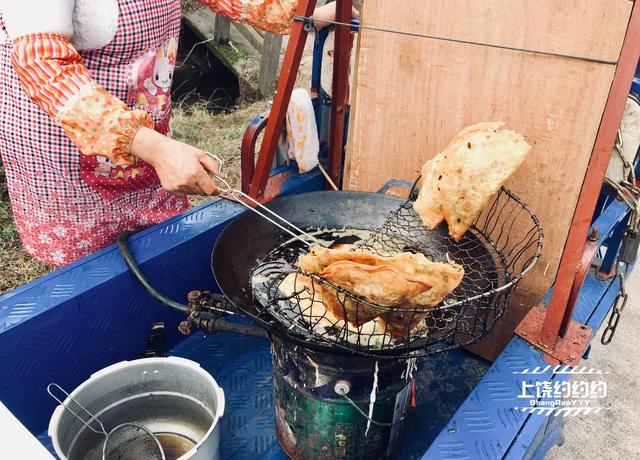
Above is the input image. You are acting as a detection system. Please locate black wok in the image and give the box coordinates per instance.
[211,190,497,353]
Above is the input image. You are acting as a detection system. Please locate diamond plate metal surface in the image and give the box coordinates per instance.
[424,338,549,460]
[172,331,280,459]
[504,271,622,460]
[172,333,489,460]
[19,177,631,459]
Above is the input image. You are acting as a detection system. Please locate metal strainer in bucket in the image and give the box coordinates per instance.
[47,383,165,460]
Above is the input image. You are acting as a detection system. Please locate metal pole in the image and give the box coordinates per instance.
[327,0,354,188]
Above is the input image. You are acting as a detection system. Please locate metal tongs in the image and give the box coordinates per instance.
[205,152,326,248]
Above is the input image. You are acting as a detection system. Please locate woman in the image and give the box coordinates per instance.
[0,0,341,266]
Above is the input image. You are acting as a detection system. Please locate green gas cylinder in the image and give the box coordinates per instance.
[271,336,413,459]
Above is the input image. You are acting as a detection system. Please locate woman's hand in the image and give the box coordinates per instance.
[313,2,359,30]
[131,127,221,196]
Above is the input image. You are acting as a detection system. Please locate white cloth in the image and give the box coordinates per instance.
[0,0,118,50]
[286,88,320,173]
[0,402,54,459]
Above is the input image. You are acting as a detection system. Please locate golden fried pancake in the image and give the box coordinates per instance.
[296,246,464,333]
[414,122,530,240]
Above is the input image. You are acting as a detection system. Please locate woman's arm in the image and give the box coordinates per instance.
[198,0,299,35]
[4,1,220,195]
[4,0,150,164]
[11,33,153,165]
[199,1,351,35]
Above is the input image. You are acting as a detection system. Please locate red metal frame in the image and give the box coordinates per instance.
[559,229,600,337]
[244,0,354,199]
[327,0,354,187]
[517,3,640,362]
[241,0,639,362]
[241,112,269,194]
[248,0,318,199]
[516,305,592,365]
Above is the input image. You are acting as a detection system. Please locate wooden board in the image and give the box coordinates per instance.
[349,0,632,63]
[345,0,632,302]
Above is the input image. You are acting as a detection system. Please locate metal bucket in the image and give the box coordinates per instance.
[48,357,225,460]
[271,336,412,459]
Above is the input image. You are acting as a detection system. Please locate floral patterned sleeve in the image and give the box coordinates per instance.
[199,0,300,35]
[11,33,153,165]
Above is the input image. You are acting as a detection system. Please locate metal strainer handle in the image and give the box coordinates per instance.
[47,383,108,436]
[206,162,327,248]
[47,383,165,460]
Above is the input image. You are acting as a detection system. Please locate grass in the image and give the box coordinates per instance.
[0,164,52,293]
[0,99,264,294]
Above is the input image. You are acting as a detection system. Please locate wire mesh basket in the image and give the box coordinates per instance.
[251,187,543,358]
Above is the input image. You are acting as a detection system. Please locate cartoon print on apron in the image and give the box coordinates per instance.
[127,36,178,133]
[79,35,179,200]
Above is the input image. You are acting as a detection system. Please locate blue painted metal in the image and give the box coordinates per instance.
[592,197,631,274]
[424,337,553,459]
[0,198,242,433]
[311,27,331,96]
[599,213,629,274]
[5,49,638,459]
[505,272,622,460]
[312,25,335,146]
[311,20,357,152]
[36,328,489,460]
[16,183,635,459]
[311,19,360,96]
[507,410,565,460]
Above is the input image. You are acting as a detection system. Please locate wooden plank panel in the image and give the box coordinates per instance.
[344,1,631,305]
[356,0,632,62]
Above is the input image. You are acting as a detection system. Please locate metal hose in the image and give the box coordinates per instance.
[117,230,191,314]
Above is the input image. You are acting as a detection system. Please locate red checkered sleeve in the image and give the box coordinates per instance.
[199,0,299,35]
[11,33,153,165]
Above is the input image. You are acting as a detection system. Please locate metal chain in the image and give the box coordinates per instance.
[601,268,629,345]
[600,128,639,345]
[609,130,640,236]
[616,130,640,234]
[614,129,638,193]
